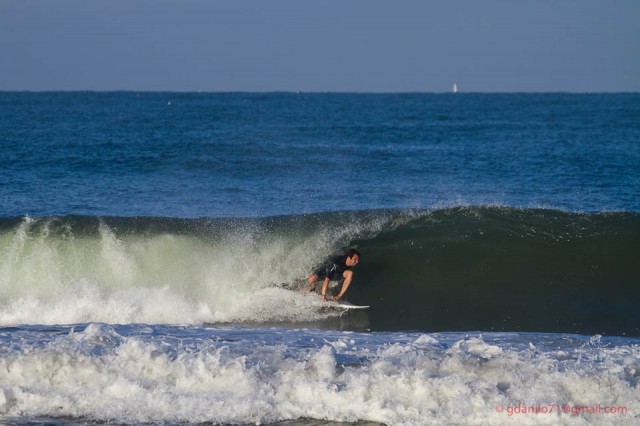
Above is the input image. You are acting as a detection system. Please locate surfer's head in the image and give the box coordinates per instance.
[345,248,361,267]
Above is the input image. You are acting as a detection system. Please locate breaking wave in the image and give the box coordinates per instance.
[1,207,638,335]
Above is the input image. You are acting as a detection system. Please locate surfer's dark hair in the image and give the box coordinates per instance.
[346,248,361,259]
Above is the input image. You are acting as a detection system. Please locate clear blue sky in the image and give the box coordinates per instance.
[1,0,638,92]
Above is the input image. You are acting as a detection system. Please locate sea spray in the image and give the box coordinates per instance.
[0,211,417,326]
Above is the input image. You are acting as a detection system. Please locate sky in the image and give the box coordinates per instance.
[1,0,639,92]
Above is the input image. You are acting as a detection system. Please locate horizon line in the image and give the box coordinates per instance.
[1,89,638,95]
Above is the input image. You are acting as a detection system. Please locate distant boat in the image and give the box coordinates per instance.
[452,83,458,93]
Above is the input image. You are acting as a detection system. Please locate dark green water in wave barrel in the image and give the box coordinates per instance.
[350,207,640,336]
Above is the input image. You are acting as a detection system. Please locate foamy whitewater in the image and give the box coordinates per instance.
[0,212,405,326]
[1,92,639,425]
[1,324,639,425]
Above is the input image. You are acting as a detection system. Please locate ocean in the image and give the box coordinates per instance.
[0,92,639,425]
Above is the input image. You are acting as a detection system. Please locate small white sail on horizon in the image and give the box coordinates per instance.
[453,83,458,93]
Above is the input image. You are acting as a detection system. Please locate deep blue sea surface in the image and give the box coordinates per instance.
[0,92,639,425]
[2,92,638,217]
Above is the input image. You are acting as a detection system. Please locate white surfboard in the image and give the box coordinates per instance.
[319,300,369,310]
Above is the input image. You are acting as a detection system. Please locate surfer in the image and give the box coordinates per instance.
[306,249,361,302]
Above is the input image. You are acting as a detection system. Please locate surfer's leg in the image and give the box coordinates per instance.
[306,273,318,291]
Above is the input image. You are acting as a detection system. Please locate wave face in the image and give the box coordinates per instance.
[1,208,638,335]
[351,207,640,336]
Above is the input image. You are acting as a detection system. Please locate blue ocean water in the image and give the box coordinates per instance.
[1,92,639,425]
[1,92,638,217]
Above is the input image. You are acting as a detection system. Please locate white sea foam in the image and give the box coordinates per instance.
[0,325,638,425]
[0,214,410,326]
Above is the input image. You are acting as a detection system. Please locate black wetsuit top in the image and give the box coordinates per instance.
[314,255,349,281]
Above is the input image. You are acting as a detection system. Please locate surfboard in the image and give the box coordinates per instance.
[320,300,369,310]
[300,290,370,310]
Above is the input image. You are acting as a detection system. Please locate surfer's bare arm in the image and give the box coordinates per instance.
[321,277,331,301]
[333,270,354,302]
